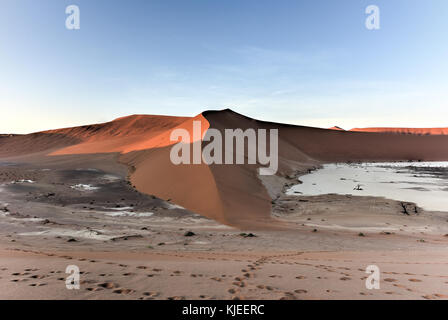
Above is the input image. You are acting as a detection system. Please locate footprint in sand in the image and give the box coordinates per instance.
[167,296,185,300]
[340,277,351,281]
[294,289,307,294]
[232,281,246,288]
[81,279,97,285]
[113,288,135,294]
[295,276,306,280]
[384,278,397,282]
[408,279,422,282]
[86,287,103,292]
[11,278,29,282]
[98,282,120,289]
[143,292,160,298]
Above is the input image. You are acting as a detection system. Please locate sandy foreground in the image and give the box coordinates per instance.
[1,156,448,300]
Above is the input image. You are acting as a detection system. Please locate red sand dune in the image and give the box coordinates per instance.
[2,109,448,229]
[350,127,448,135]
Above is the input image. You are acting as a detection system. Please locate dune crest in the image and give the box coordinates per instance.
[50,114,209,155]
[350,127,448,135]
[329,126,345,131]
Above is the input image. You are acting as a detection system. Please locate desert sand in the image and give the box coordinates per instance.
[1,109,448,300]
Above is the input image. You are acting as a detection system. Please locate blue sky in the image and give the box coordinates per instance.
[1,0,448,133]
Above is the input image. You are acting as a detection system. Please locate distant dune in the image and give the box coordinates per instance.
[2,109,448,228]
[329,126,345,131]
[350,127,448,135]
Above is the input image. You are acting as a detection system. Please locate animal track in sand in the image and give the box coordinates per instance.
[339,277,351,281]
[384,278,397,282]
[408,279,422,282]
[295,276,306,280]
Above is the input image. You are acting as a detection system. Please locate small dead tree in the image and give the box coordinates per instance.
[400,202,409,215]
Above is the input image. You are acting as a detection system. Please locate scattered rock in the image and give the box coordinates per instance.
[240,233,256,238]
[184,231,196,237]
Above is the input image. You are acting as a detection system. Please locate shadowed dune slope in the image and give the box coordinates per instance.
[191,110,448,227]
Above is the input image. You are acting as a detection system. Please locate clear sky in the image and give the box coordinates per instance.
[1,0,448,133]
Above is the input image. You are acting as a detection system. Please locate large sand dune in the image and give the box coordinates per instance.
[2,109,448,228]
